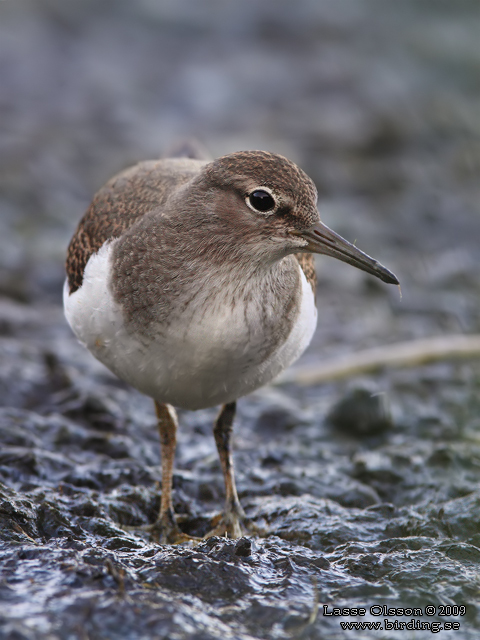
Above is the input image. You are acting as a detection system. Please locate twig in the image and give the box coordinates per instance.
[277,334,480,386]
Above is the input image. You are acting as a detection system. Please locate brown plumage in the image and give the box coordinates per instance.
[66,159,203,293]
[295,253,317,296]
[66,153,317,295]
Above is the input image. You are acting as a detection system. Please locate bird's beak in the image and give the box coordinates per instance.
[296,220,399,285]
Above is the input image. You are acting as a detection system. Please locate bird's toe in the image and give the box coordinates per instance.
[204,506,263,539]
[120,512,201,545]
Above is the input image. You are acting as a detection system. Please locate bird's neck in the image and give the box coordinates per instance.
[111,212,301,336]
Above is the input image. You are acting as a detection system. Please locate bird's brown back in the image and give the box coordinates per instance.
[66,160,203,293]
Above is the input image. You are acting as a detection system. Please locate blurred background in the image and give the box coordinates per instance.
[1,2,480,638]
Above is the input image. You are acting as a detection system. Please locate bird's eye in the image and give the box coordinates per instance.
[248,190,276,213]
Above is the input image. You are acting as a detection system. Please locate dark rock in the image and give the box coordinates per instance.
[326,386,393,436]
[234,537,253,557]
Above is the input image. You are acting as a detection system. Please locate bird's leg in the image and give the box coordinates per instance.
[206,401,257,538]
[151,401,196,544]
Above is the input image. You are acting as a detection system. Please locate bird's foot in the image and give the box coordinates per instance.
[204,502,261,539]
[122,511,200,545]
[150,510,201,544]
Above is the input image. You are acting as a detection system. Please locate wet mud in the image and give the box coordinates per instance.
[1,1,480,638]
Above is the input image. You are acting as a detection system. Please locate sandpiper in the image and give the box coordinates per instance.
[64,148,398,543]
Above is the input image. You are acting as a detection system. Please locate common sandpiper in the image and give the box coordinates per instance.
[64,147,398,543]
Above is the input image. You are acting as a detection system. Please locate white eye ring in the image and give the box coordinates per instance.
[245,187,277,215]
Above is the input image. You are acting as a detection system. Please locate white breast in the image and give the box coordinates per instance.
[64,242,317,410]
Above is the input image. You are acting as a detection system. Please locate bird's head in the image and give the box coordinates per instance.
[194,150,398,285]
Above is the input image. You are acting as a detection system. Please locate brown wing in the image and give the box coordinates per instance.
[295,253,317,301]
[65,159,202,294]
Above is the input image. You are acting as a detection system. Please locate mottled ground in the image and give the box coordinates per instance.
[1,1,480,639]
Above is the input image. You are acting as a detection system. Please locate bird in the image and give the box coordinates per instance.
[64,147,398,543]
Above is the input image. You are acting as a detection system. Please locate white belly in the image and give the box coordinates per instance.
[64,242,317,410]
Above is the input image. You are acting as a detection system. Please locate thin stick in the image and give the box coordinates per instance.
[277,334,480,386]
